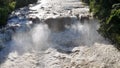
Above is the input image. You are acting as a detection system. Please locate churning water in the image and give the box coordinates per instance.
[0,18,109,68]
[0,0,120,68]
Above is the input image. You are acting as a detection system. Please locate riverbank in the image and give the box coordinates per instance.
[82,0,120,49]
[0,0,37,27]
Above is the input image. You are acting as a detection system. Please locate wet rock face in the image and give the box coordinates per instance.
[0,27,14,50]
[44,17,76,32]
[81,0,89,3]
[28,17,41,24]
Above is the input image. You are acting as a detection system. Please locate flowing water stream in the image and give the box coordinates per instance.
[0,0,120,68]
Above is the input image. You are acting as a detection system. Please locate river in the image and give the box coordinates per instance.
[0,0,120,68]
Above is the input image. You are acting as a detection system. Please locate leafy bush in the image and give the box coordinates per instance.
[88,0,120,49]
[0,0,16,27]
[0,7,9,27]
[9,1,16,11]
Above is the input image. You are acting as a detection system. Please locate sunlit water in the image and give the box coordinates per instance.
[0,0,120,68]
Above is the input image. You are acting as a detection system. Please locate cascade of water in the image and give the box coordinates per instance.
[0,0,120,68]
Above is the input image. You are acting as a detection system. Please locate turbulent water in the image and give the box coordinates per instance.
[0,0,120,68]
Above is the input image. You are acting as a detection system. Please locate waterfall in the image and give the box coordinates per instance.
[0,0,120,68]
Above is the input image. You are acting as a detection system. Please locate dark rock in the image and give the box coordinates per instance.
[44,17,76,32]
[28,16,40,24]
[15,0,38,9]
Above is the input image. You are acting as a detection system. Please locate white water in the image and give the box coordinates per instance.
[0,0,120,68]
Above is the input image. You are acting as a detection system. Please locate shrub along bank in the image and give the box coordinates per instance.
[82,0,120,49]
[0,0,16,27]
[0,0,38,27]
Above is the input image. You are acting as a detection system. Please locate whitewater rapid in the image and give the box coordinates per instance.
[0,0,120,68]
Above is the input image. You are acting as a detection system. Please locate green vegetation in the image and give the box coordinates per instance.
[0,0,16,27]
[0,0,38,27]
[83,0,120,49]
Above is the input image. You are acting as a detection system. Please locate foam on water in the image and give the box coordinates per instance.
[0,18,109,68]
[0,0,120,68]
